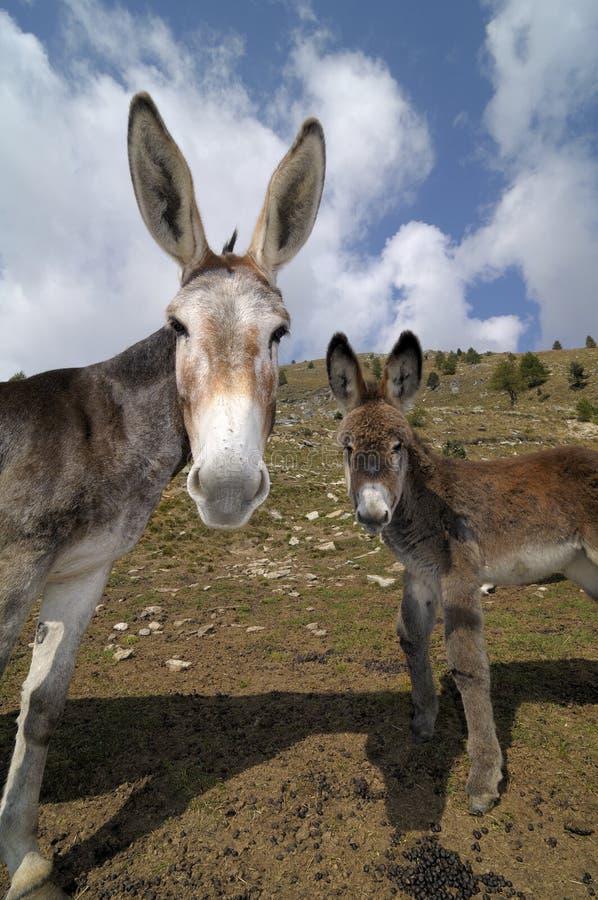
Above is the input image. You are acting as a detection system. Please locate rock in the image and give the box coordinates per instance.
[317,541,336,551]
[366,575,396,588]
[174,618,192,627]
[265,568,292,579]
[147,621,162,632]
[95,604,105,612]
[289,536,300,546]
[113,622,128,632]
[305,573,318,581]
[246,625,265,633]
[269,509,283,520]
[113,647,134,661]
[140,606,163,619]
[325,509,343,519]
[305,511,319,521]
[326,492,338,501]
[197,623,215,637]
[138,628,151,636]
[387,561,405,573]
[306,622,319,631]
[165,658,191,672]
[305,623,328,637]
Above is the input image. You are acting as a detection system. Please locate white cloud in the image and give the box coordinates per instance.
[0,0,597,381]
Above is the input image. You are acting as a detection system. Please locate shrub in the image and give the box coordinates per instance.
[569,361,588,390]
[586,335,596,349]
[441,352,457,376]
[465,347,481,365]
[552,340,562,350]
[407,406,426,428]
[8,371,26,381]
[489,358,523,406]
[575,398,595,422]
[519,352,549,388]
[434,350,446,369]
[307,360,314,369]
[371,356,383,381]
[442,440,467,459]
[333,410,343,421]
[278,368,288,386]
[426,371,440,391]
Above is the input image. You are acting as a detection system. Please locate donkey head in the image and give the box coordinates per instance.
[327,331,423,534]
[128,94,325,529]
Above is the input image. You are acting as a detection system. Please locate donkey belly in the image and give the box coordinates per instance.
[47,511,149,582]
[482,541,580,586]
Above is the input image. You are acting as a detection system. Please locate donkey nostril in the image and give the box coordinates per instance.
[187,464,205,502]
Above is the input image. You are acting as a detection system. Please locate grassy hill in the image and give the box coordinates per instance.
[1,344,596,899]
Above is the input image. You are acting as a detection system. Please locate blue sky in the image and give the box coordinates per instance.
[1,0,597,378]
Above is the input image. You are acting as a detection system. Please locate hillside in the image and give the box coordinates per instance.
[1,344,596,899]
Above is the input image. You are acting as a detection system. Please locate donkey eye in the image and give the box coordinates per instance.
[270,325,289,347]
[392,442,402,454]
[169,317,188,338]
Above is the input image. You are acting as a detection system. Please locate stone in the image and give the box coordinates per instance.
[246,625,266,633]
[140,606,163,618]
[325,510,343,519]
[197,623,215,637]
[317,542,336,551]
[165,658,191,672]
[113,622,128,632]
[366,575,396,588]
[305,511,319,521]
[138,628,151,636]
[113,647,134,661]
[289,536,300,546]
[148,621,162,632]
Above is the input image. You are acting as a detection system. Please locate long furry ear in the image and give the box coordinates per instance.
[248,118,325,282]
[128,92,209,269]
[326,333,368,413]
[382,331,423,411]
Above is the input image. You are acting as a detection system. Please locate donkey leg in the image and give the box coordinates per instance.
[442,580,502,815]
[397,572,439,741]
[0,563,111,900]
[563,550,598,600]
[0,549,50,679]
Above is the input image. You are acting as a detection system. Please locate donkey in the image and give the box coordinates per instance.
[327,330,598,815]
[0,93,325,899]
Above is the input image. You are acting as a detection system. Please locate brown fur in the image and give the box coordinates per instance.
[328,330,598,814]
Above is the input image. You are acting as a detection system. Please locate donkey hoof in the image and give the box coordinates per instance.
[6,852,70,900]
[468,791,498,816]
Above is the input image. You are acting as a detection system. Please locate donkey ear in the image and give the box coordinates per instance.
[327,333,367,414]
[128,93,210,270]
[248,118,325,282]
[382,331,423,411]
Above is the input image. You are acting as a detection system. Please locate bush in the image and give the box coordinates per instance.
[434,350,446,369]
[489,358,523,406]
[8,371,26,381]
[442,440,467,459]
[333,410,343,421]
[569,361,588,390]
[586,335,596,349]
[519,352,549,388]
[278,368,288,386]
[307,360,314,369]
[465,347,481,365]
[371,356,383,380]
[552,340,562,350]
[407,406,426,428]
[441,352,457,376]
[575,398,595,422]
[426,371,440,391]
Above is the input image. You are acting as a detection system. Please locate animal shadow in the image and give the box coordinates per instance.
[0,658,595,890]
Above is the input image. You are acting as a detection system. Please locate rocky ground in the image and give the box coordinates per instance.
[1,345,597,899]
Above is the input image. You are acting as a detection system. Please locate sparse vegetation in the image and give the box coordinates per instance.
[569,360,588,390]
[278,368,288,386]
[519,352,549,388]
[489,358,523,406]
[370,356,383,381]
[441,352,458,376]
[407,405,426,428]
[442,439,467,458]
[465,347,481,365]
[307,360,314,369]
[426,370,440,391]
[575,397,595,422]
[552,340,562,350]
[586,335,596,349]
[8,371,26,381]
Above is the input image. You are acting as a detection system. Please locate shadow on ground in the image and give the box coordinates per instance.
[0,658,596,891]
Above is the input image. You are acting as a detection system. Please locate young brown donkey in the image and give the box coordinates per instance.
[0,94,325,899]
[327,330,598,815]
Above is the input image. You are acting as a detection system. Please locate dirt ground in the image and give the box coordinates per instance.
[1,348,597,899]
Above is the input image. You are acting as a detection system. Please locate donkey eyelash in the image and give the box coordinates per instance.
[169,317,188,338]
[269,325,289,347]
